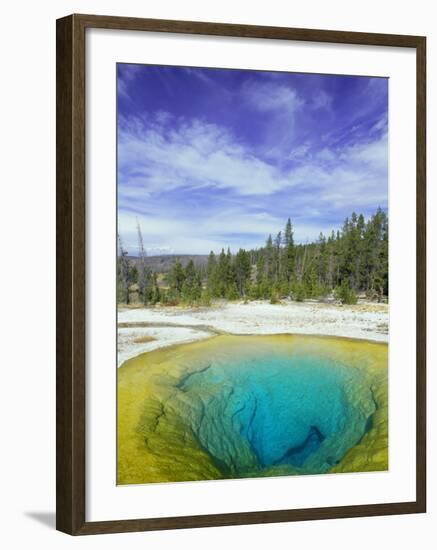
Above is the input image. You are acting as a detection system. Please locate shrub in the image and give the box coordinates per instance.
[161,289,180,306]
[334,281,357,305]
[269,288,280,304]
[279,280,290,298]
[291,282,306,302]
[225,282,240,301]
[247,284,260,300]
[200,289,212,307]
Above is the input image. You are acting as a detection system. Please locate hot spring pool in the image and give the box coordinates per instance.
[118,334,388,485]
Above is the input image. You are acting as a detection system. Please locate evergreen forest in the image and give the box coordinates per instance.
[117,209,388,306]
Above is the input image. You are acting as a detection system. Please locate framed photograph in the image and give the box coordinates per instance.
[56,14,426,535]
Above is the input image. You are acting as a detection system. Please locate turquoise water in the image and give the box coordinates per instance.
[176,353,376,476]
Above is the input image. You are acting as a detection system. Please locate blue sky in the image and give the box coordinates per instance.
[117,64,388,255]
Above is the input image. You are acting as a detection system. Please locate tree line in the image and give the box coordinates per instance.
[117,209,388,306]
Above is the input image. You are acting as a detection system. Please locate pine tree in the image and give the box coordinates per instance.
[182,260,202,302]
[169,259,185,294]
[217,249,228,297]
[265,234,274,285]
[234,249,251,297]
[206,251,218,295]
[150,272,161,304]
[129,265,139,284]
[118,208,388,307]
[284,218,295,285]
[226,248,234,290]
[316,232,328,288]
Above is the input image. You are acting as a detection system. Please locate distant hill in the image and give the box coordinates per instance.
[127,254,209,273]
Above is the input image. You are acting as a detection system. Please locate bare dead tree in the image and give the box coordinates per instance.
[136,219,150,303]
[117,233,130,303]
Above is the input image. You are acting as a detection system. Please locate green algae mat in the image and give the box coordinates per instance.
[117,334,388,485]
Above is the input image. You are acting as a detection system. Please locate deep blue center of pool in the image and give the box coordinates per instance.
[178,354,374,475]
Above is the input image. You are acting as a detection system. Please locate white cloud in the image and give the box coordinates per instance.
[117,65,142,100]
[180,67,216,87]
[342,133,388,170]
[312,90,332,110]
[119,118,293,196]
[315,148,336,163]
[118,208,285,255]
[241,80,303,114]
[154,110,173,125]
[118,116,388,252]
[119,207,341,255]
[288,142,312,160]
[371,113,388,134]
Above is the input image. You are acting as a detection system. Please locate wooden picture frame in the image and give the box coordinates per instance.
[56,13,426,535]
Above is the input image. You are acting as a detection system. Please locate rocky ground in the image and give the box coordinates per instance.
[117,300,389,367]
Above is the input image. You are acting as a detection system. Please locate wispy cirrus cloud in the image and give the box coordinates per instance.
[118,205,338,255]
[117,65,388,255]
[241,80,304,114]
[118,116,387,253]
[118,118,292,197]
[312,89,332,110]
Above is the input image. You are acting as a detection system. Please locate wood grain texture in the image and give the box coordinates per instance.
[56,13,427,535]
[56,15,74,534]
[56,14,86,535]
[74,13,423,47]
[415,37,427,514]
